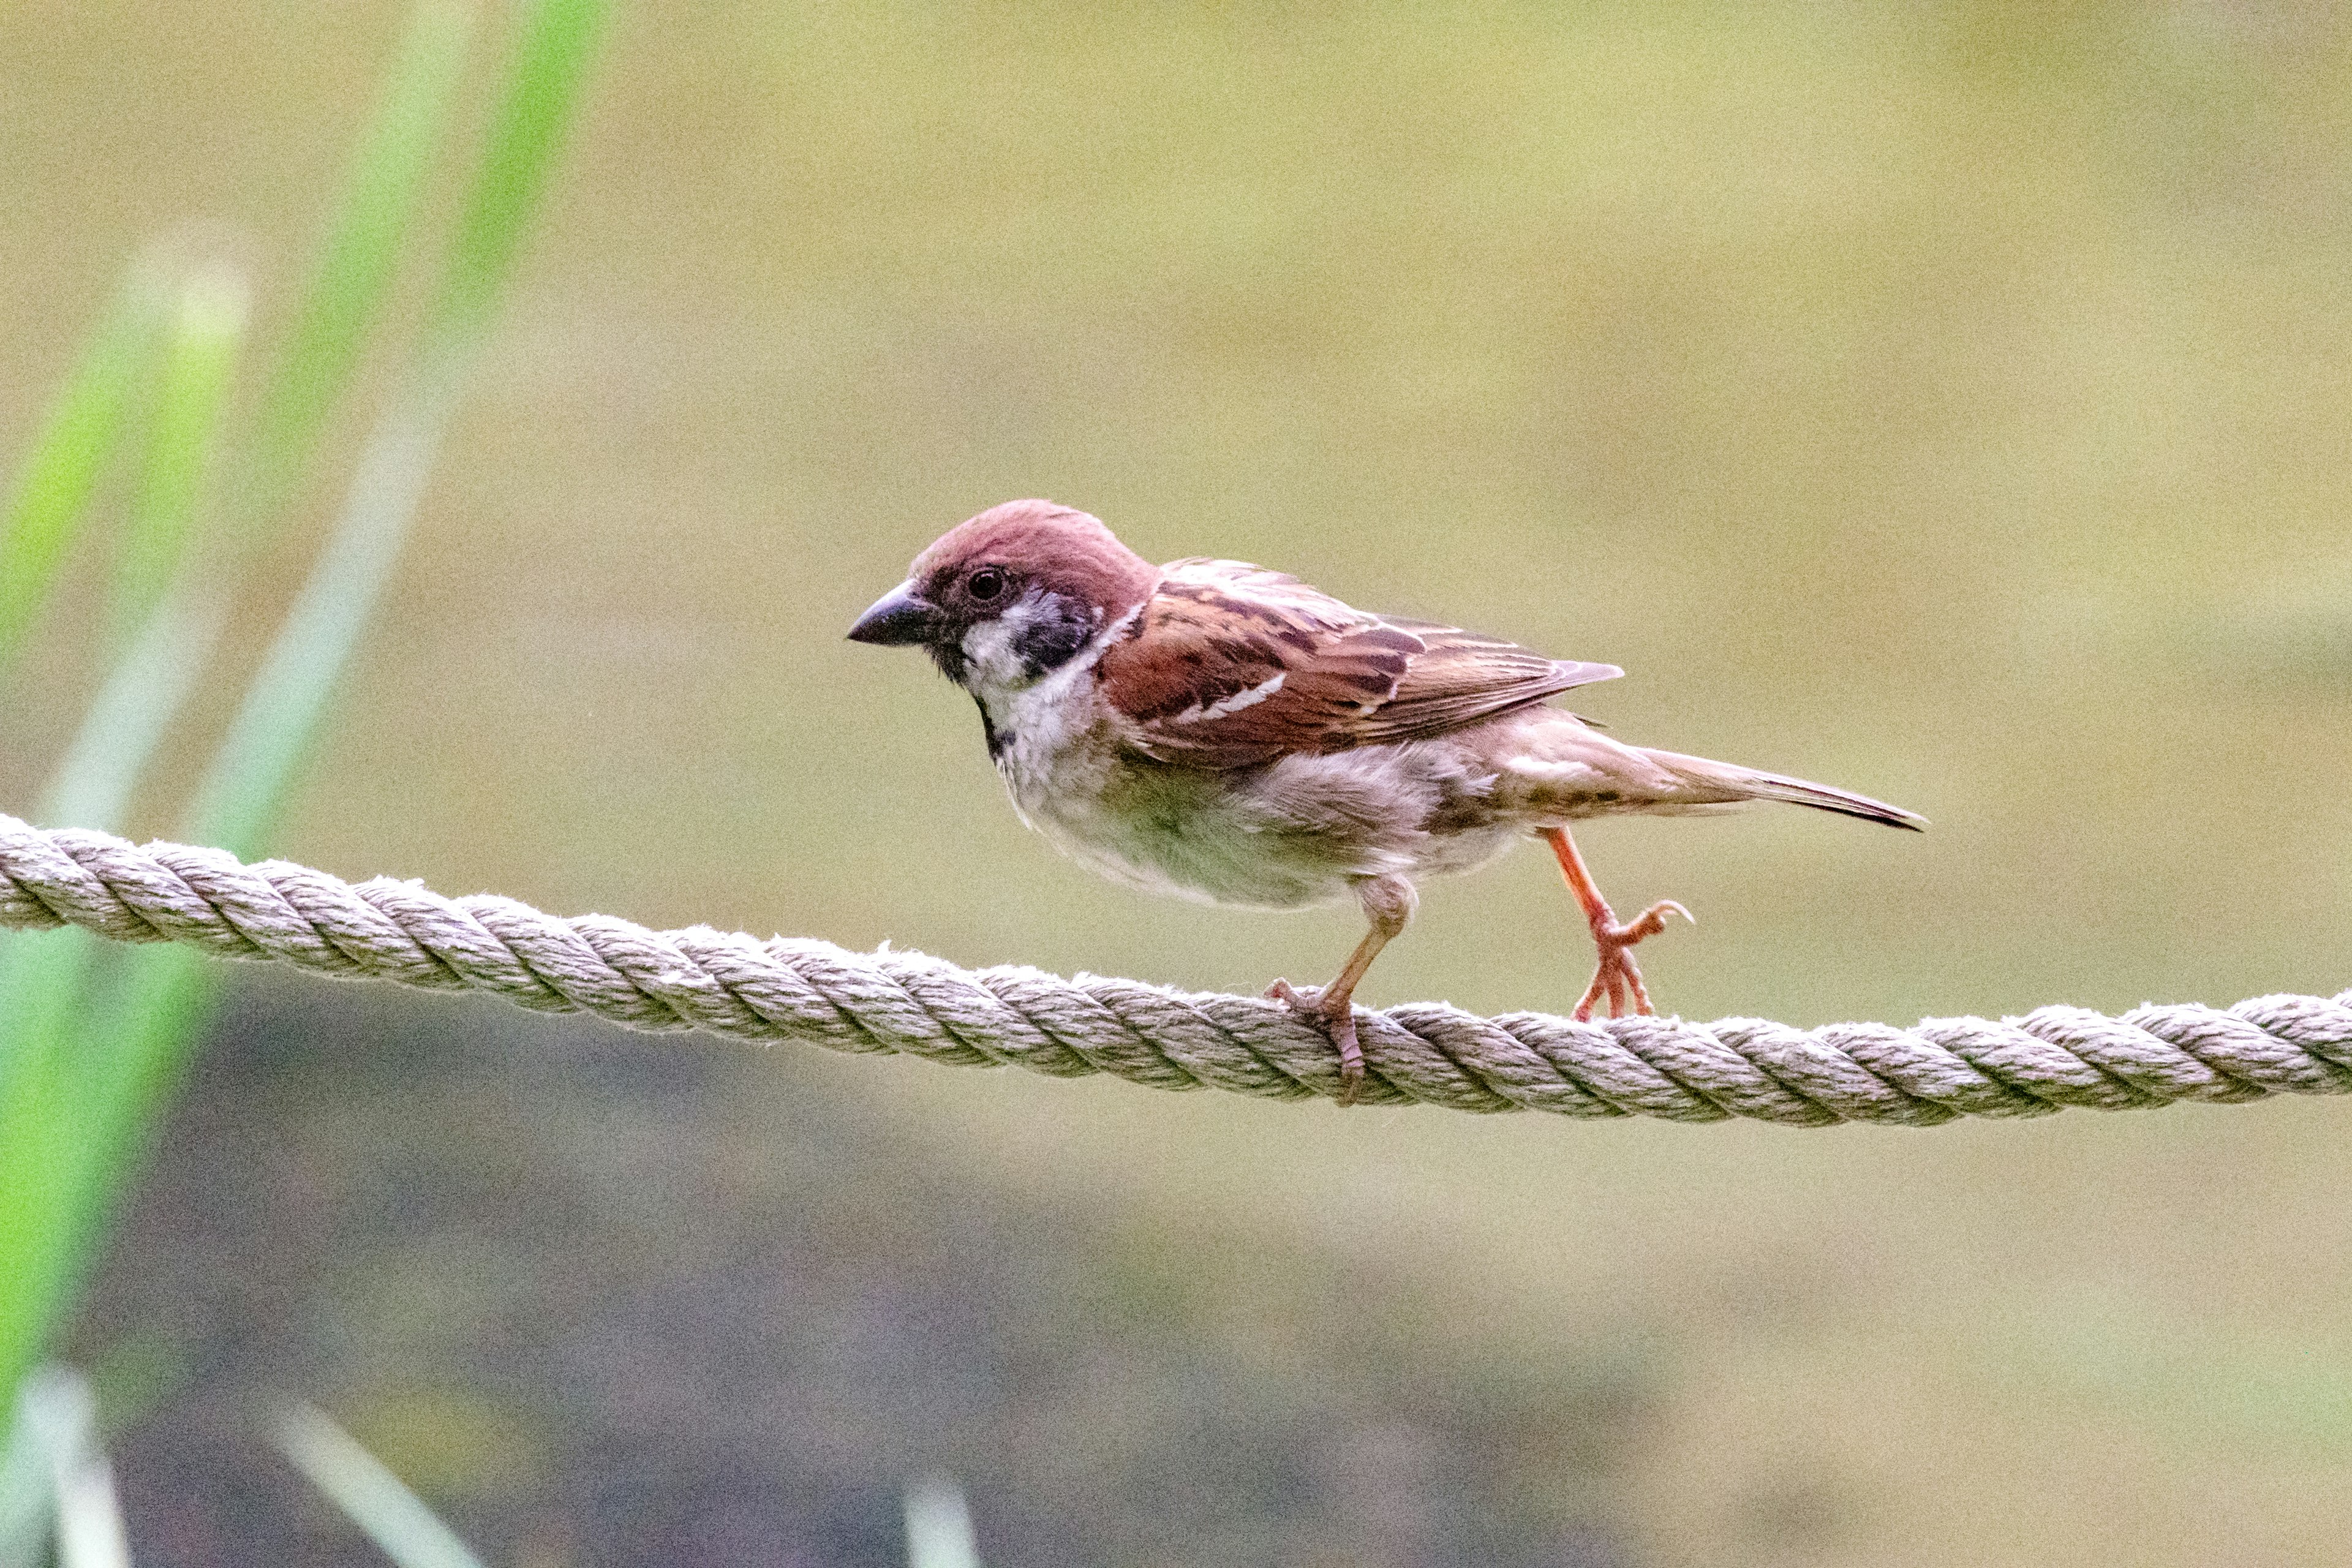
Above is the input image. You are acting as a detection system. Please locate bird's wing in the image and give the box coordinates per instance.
[1095,559,1621,769]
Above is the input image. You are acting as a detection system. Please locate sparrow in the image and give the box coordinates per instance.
[850,499,1923,1098]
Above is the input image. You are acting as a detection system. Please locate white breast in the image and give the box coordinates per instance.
[959,600,1128,826]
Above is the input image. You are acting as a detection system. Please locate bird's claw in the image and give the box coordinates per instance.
[1573,899,1692,1023]
[1267,978,1366,1106]
[1623,899,1694,941]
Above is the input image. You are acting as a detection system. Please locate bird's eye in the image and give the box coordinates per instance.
[967,567,1006,602]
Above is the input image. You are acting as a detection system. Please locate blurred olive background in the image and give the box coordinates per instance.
[7,2,2352,1564]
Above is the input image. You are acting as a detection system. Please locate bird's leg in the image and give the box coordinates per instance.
[1267,874,1417,1104]
[1540,826,1692,1023]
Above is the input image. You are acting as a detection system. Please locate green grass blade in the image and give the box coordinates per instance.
[0,263,241,1401]
[184,380,464,862]
[276,1406,486,1568]
[426,0,610,353]
[0,0,608,1421]
[37,597,219,837]
[113,266,249,644]
[0,269,248,1401]
[190,0,613,861]
[30,264,246,835]
[0,0,496,1415]
[0,266,164,668]
[903,1476,984,1568]
[239,0,478,526]
[0,943,217,1408]
[28,0,488,842]
[44,0,481,812]
[0,273,248,1382]
[0,933,104,1409]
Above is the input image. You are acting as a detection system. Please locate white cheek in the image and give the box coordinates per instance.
[959,618,1022,689]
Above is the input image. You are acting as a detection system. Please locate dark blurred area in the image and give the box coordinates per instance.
[81,984,1643,1568]
[6,1,2351,1564]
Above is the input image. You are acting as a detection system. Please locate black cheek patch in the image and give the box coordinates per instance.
[1014,595,1097,677]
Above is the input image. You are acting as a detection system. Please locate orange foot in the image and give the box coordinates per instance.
[1266,978,1365,1104]
[1575,900,1694,1022]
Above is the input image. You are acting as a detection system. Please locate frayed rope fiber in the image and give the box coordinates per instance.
[2,812,2347,1125]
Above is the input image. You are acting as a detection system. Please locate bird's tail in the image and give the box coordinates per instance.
[1638,747,1926,831]
[1496,717,1926,829]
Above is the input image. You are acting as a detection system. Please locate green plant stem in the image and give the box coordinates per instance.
[239,0,478,528]
[195,0,617,859]
[113,268,249,644]
[0,268,164,669]
[0,0,615,1412]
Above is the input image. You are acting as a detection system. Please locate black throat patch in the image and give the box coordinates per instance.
[974,696,1004,760]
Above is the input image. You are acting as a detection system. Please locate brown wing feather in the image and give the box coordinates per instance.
[1098,561,1620,768]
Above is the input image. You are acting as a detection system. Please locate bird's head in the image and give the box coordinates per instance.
[848,499,1158,691]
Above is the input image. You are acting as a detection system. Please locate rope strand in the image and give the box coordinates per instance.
[4,812,2347,1123]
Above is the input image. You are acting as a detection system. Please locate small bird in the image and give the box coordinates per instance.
[850,500,1922,1098]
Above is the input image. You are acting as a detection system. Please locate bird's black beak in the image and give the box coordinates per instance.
[846,582,941,646]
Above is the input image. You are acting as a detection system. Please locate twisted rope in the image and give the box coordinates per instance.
[2,812,2347,1125]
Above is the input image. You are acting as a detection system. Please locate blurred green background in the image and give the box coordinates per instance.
[6,1,2352,1564]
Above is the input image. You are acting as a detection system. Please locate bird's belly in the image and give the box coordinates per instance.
[997,734,1523,910]
[995,746,1364,910]
[1022,769,1363,909]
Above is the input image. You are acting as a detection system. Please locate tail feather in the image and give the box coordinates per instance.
[1644,748,1926,831]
